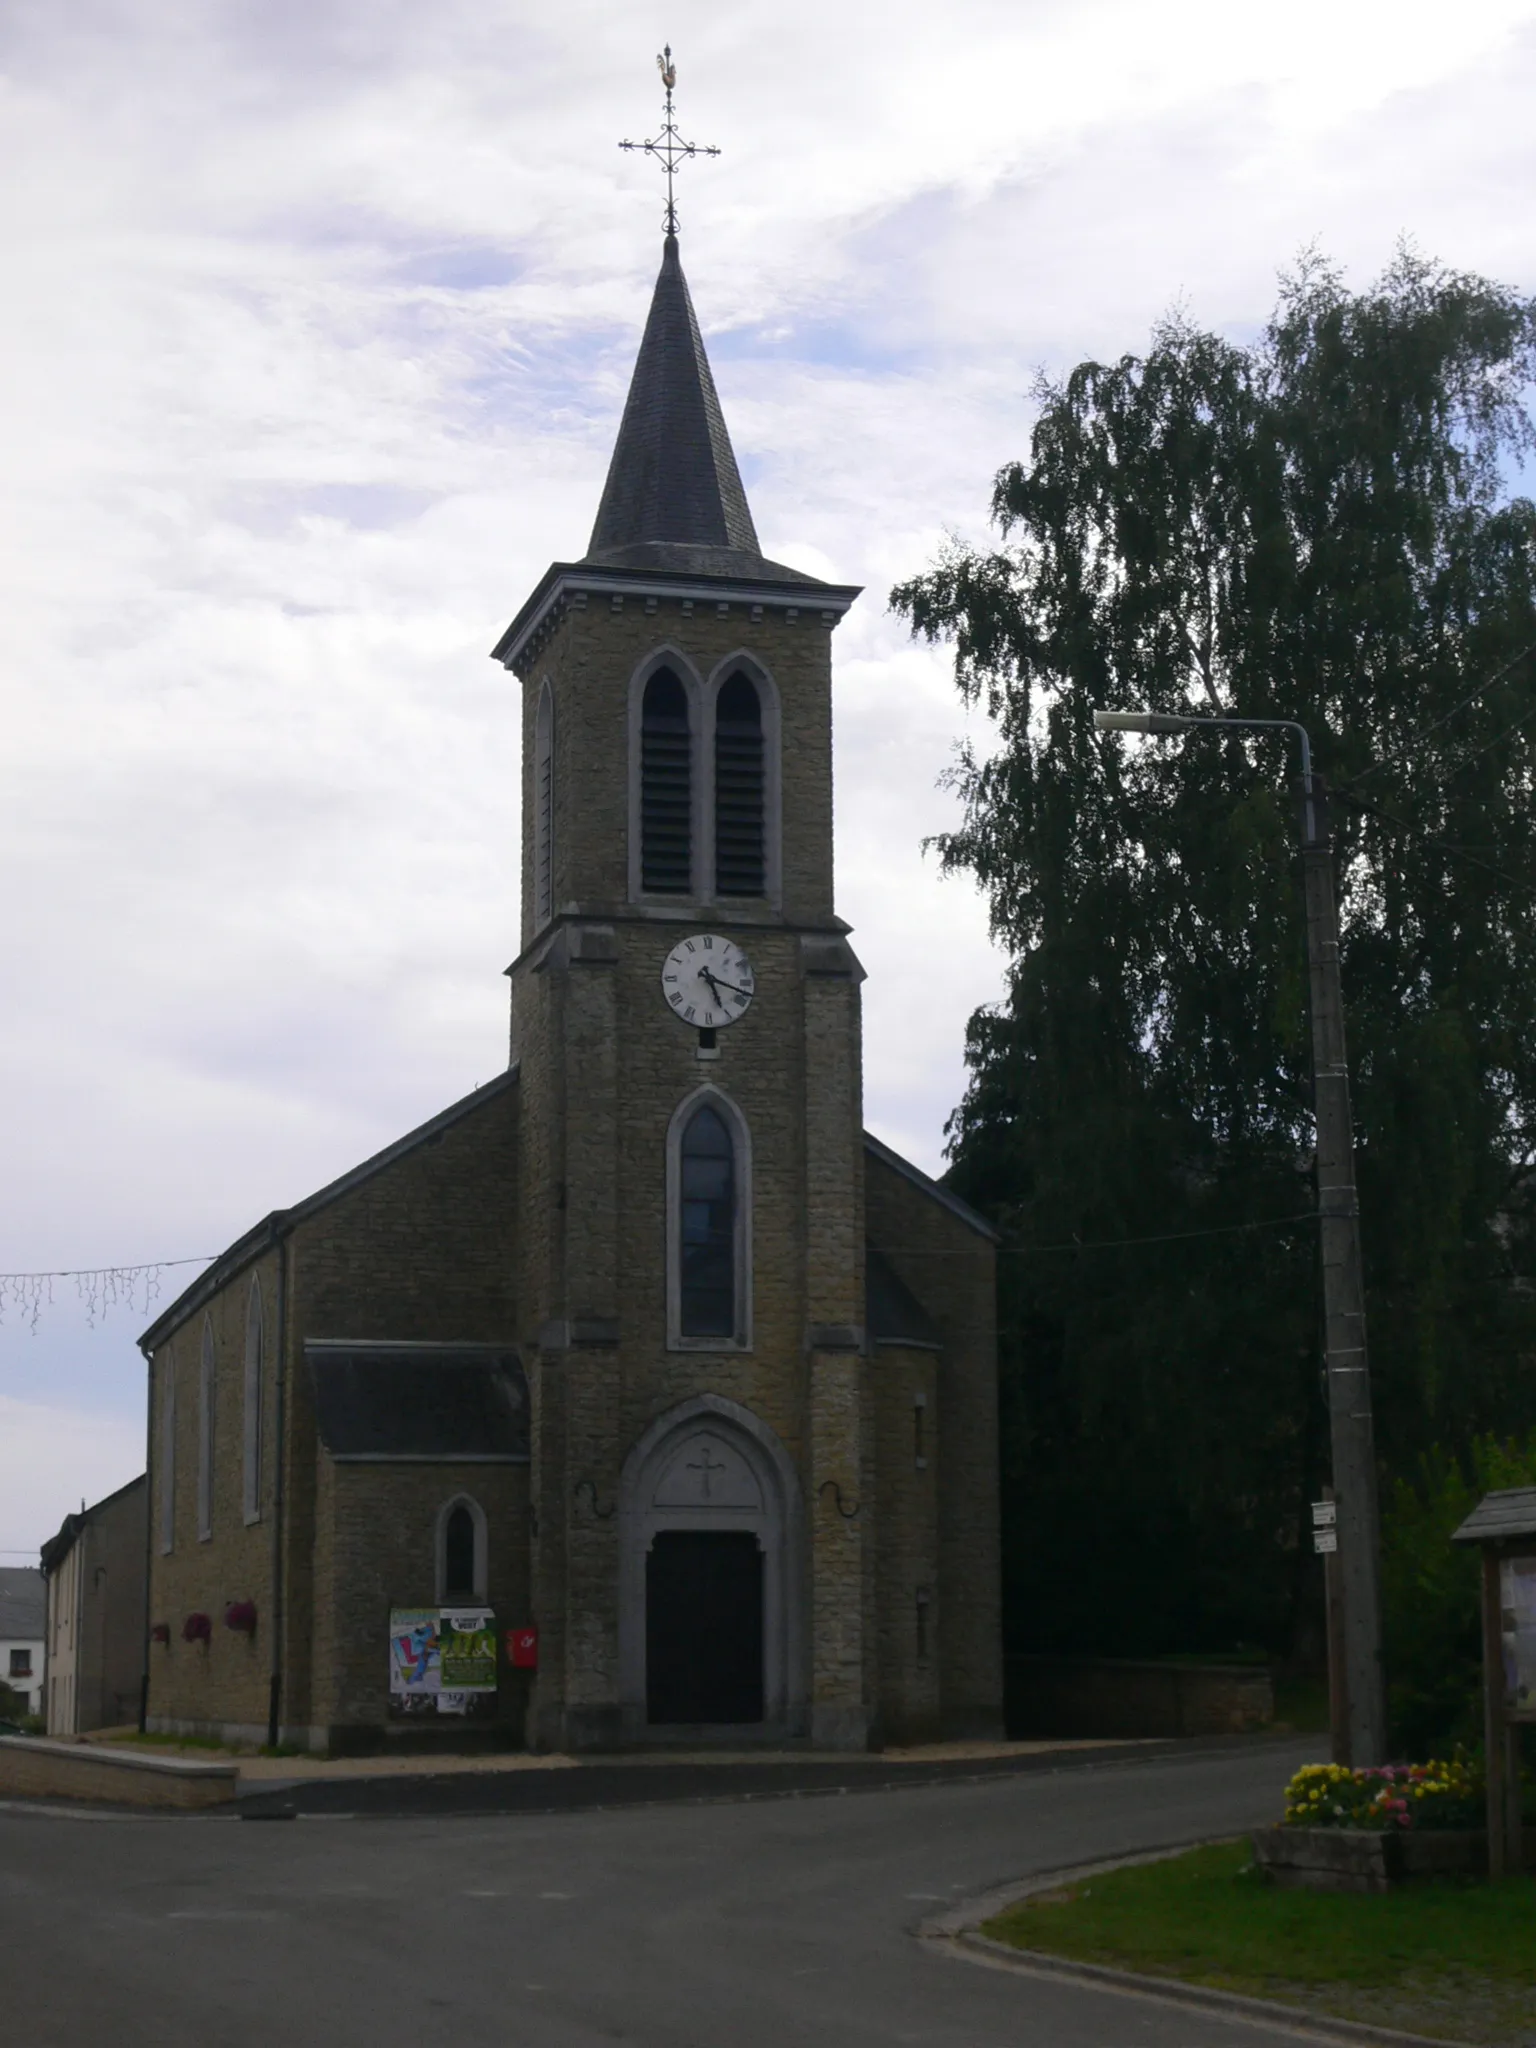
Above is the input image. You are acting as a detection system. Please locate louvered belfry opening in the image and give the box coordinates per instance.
[714,671,765,896]
[641,667,692,893]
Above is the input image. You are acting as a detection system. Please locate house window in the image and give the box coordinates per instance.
[243,1278,263,1525]
[534,678,555,928]
[640,667,692,893]
[197,1315,215,1542]
[9,1649,31,1678]
[435,1496,488,1604]
[714,671,765,896]
[159,1356,175,1555]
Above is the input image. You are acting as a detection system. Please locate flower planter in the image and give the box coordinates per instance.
[1251,1826,1491,1892]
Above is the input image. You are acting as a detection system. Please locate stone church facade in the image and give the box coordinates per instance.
[140,231,1002,1754]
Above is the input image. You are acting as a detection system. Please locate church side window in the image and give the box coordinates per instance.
[640,667,692,893]
[197,1315,215,1542]
[679,1105,736,1338]
[242,1278,263,1526]
[158,1356,175,1555]
[534,678,555,928]
[713,671,765,896]
[436,1496,488,1603]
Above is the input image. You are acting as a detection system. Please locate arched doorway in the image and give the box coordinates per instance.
[618,1396,805,1739]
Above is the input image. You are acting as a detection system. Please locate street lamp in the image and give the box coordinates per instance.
[1093,707,1387,1766]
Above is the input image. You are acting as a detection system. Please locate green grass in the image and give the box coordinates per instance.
[104,1730,247,1755]
[983,1842,1536,2045]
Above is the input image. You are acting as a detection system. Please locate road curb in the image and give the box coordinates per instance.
[919,1845,1461,2048]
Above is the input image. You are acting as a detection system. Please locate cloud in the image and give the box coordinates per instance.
[0,1396,145,1559]
[1,0,1534,1546]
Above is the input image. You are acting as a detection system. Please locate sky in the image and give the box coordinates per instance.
[2,0,1535,1561]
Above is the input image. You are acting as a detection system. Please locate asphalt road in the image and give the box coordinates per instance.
[4,1737,1319,2047]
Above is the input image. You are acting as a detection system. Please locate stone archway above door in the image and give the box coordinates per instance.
[617,1395,806,1740]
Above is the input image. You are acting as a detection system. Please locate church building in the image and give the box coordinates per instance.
[139,223,1002,1754]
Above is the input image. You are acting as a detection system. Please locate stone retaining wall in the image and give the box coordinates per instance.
[0,1735,237,1810]
[1007,1655,1273,1739]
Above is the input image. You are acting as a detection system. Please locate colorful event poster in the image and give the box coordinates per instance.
[439,1609,497,1692]
[389,1609,441,1696]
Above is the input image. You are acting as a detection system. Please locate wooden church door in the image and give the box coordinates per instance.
[645,1530,764,1723]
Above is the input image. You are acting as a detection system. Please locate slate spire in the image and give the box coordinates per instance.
[584,233,764,575]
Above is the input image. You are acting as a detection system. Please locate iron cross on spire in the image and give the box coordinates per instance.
[618,46,720,237]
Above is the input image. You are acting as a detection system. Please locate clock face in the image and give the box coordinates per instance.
[661,934,756,1029]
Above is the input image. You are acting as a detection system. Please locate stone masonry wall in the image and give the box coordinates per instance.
[871,1343,941,1743]
[148,1081,521,1746]
[314,1460,531,1743]
[865,1155,1003,1738]
[145,1243,284,1745]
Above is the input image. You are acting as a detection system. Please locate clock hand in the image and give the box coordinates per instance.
[699,967,752,999]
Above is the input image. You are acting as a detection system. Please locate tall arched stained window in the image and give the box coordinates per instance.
[714,671,765,896]
[679,1105,735,1337]
[534,679,555,928]
[641,668,692,893]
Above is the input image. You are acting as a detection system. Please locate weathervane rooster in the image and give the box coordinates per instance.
[619,44,720,237]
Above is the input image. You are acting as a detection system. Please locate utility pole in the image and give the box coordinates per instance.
[1299,773,1386,1765]
[1094,711,1388,1765]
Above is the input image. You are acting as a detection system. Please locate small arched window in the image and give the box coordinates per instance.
[714,671,765,896]
[679,1105,736,1337]
[444,1506,476,1600]
[534,678,555,928]
[436,1495,488,1603]
[197,1316,215,1542]
[641,667,692,894]
[242,1278,263,1526]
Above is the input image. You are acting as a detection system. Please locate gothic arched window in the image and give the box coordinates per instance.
[714,671,765,896]
[197,1316,215,1542]
[158,1354,176,1556]
[437,1495,488,1603]
[242,1278,263,1526]
[679,1105,736,1338]
[640,667,692,893]
[534,679,555,928]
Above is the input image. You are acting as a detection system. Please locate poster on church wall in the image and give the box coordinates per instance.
[439,1609,497,1693]
[389,1609,442,1704]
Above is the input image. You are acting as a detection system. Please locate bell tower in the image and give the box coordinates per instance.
[493,214,886,1749]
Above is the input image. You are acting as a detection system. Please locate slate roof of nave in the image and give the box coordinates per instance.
[307,1343,529,1462]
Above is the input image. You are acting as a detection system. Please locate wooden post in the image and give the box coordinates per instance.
[1483,1549,1507,1879]
[1323,1484,1349,1766]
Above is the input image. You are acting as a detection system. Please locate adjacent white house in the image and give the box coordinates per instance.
[0,1567,46,1720]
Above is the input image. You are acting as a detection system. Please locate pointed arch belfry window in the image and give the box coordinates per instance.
[641,667,692,893]
[534,678,555,928]
[714,671,765,896]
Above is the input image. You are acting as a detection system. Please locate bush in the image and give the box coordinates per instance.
[1382,1430,1536,1753]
